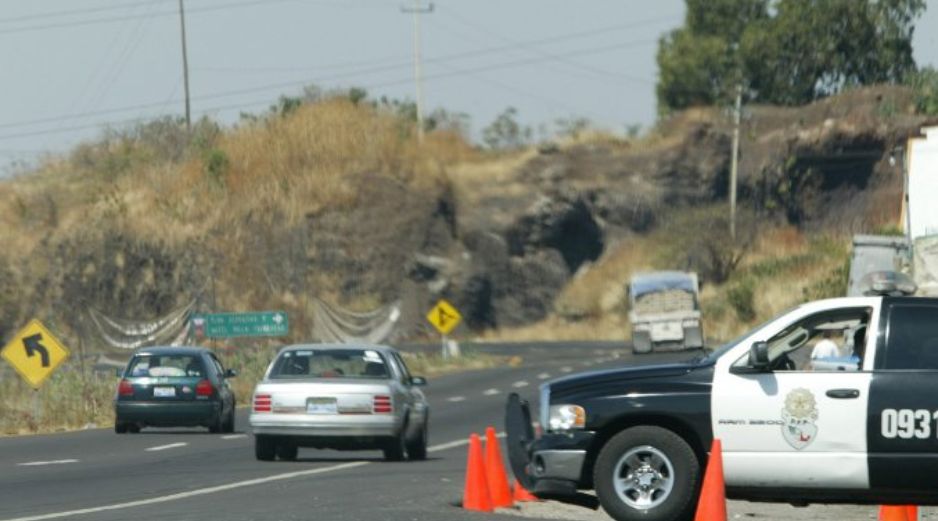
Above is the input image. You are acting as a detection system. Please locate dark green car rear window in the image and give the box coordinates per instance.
[127,355,205,378]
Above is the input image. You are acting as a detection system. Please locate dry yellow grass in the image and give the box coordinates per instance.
[489,225,850,345]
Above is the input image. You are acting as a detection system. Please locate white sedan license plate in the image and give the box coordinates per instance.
[307,398,337,415]
[153,386,176,398]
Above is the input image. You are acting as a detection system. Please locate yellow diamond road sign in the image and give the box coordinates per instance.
[1,319,70,389]
[426,299,462,335]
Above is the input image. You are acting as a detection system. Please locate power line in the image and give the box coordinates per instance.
[189,16,676,75]
[0,0,168,25]
[0,0,340,36]
[440,7,669,86]
[0,38,665,143]
[3,24,666,131]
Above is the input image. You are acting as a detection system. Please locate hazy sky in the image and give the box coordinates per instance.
[1,0,936,171]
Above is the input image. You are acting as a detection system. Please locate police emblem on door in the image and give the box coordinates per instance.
[781,388,818,450]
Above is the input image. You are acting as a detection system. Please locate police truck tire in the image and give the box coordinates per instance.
[594,426,700,521]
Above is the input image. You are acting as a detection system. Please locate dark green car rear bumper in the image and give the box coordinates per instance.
[115,401,220,427]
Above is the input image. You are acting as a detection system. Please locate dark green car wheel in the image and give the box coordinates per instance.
[223,407,236,434]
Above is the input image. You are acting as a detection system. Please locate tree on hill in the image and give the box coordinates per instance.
[656,0,925,112]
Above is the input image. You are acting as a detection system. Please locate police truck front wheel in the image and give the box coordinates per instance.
[594,426,700,521]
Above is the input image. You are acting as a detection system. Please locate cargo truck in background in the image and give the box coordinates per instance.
[628,271,703,354]
[847,126,938,298]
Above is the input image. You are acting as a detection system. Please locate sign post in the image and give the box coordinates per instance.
[426,299,462,359]
[190,311,289,339]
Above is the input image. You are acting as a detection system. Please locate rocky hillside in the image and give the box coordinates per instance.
[0,86,932,354]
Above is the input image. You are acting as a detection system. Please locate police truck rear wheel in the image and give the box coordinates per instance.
[594,426,699,521]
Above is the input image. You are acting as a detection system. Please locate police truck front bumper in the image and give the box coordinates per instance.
[526,431,594,496]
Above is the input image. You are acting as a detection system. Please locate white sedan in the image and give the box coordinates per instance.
[250,344,429,461]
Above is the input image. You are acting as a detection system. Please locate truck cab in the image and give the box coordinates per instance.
[508,295,938,521]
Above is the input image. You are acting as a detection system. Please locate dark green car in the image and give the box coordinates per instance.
[114,346,237,434]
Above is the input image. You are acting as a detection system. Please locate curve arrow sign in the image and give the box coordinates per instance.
[23,334,50,367]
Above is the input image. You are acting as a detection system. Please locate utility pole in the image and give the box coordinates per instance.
[401,0,433,143]
[178,0,192,132]
[729,82,742,241]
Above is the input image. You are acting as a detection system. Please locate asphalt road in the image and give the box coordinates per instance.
[0,341,669,521]
[0,342,898,521]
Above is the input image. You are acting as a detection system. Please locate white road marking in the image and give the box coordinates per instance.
[537,372,550,380]
[0,461,370,521]
[0,433,505,521]
[144,442,187,452]
[483,388,500,396]
[447,396,466,403]
[17,459,79,467]
[221,434,247,440]
[512,381,529,388]
[581,361,593,367]
[427,431,506,453]
[560,366,573,373]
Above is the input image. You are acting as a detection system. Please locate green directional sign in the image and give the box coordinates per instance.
[191,312,289,338]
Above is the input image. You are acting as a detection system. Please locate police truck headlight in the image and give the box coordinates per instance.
[548,405,586,431]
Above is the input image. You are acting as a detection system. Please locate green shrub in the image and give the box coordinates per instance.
[203,148,229,188]
[727,278,756,322]
[906,67,938,116]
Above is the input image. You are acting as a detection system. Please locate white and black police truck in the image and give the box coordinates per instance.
[507,293,938,521]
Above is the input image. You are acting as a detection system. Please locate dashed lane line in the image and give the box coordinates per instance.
[446,396,466,403]
[427,431,506,453]
[144,442,188,452]
[0,433,505,521]
[17,459,79,467]
[483,388,500,396]
[221,434,247,440]
[512,381,529,388]
[560,366,573,373]
[537,373,550,380]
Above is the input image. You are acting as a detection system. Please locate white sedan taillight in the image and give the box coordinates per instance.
[253,394,271,413]
[373,395,392,414]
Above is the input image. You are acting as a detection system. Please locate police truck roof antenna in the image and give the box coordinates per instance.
[401,0,433,144]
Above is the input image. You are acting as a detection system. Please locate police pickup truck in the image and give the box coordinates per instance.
[507,296,938,521]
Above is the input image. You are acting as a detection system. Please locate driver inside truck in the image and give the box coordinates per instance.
[810,329,841,360]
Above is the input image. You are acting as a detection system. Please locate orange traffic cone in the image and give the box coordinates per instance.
[512,479,539,502]
[463,433,493,512]
[484,426,514,508]
[694,439,727,521]
[879,505,917,521]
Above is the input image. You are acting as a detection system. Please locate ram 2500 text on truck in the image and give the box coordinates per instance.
[508,294,938,521]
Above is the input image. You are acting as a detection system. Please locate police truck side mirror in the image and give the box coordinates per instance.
[749,342,770,371]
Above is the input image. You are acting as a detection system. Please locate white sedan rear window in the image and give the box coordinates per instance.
[269,349,390,379]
